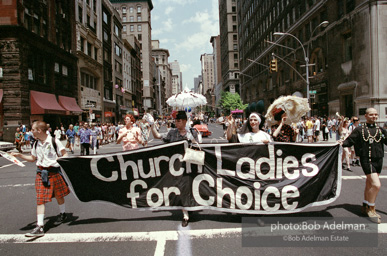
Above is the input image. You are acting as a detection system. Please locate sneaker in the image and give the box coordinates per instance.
[54,213,67,225]
[25,225,44,237]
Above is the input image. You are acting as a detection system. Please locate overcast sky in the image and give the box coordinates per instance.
[151,0,219,90]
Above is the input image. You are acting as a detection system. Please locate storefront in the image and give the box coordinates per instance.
[30,90,82,129]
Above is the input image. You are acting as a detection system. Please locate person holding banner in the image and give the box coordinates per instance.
[11,121,70,237]
[149,110,198,227]
[271,108,298,142]
[117,114,143,151]
[226,112,271,143]
[340,108,387,224]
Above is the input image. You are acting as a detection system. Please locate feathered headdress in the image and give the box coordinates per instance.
[265,96,310,125]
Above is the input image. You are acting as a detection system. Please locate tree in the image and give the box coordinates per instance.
[218,91,247,115]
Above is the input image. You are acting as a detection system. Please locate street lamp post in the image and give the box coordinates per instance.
[273,21,329,116]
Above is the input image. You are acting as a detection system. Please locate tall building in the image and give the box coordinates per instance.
[237,0,387,121]
[194,75,202,93]
[0,0,79,141]
[151,40,169,114]
[76,0,104,123]
[125,34,142,115]
[200,53,215,95]
[211,35,222,115]
[110,0,154,114]
[218,0,240,94]
[169,60,182,94]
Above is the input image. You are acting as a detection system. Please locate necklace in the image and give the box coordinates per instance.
[361,123,382,162]
[361,123,382,144]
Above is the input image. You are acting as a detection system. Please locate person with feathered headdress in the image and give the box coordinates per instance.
[265,96,310,142]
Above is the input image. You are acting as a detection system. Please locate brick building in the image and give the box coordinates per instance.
[0,0,79,141]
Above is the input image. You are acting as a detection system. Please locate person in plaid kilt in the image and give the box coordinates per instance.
[11,121,69,237]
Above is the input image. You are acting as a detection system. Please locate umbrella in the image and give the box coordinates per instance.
[265,95,310,125]
[166,87,207,109]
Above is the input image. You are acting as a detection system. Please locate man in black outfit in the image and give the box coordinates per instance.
[340,108,387,223]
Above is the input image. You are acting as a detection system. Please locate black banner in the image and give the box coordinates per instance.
[58,141,342,214]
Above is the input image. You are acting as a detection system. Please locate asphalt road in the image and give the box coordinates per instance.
[1,123,387,256]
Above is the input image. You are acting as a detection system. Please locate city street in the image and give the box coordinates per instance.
[1,123,387,256]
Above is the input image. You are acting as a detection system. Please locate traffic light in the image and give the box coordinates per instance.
[269,58,278,73]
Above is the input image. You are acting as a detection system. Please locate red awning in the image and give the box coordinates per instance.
[0,89,3,104]
[104,111,113,117]
[30,90,66,115]
[58,96,83,115]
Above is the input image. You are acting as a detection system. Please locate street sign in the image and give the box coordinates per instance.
[309,90,317,94]
[85,103,95,108]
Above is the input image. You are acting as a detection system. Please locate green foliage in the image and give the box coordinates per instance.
[218,91,247,114]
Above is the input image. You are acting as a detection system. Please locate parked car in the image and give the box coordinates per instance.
[193,121,212,137]
[0,141,15,152]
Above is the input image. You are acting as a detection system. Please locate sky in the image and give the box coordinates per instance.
[151,0,219,90]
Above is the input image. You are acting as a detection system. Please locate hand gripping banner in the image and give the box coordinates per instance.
[57,141,342,214]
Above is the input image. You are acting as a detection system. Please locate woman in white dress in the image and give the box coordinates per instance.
[226,112,272,143]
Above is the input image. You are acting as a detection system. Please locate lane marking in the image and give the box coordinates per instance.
[0,183,34,188]
[1,224,387,245]
[0,227,240,244]
[342,175,387,180]
[0,161,27,169]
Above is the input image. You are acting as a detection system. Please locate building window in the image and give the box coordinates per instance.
[130,7,133,13]
[115,43,122,57]
[123,15,127,22]
[87,42,92,56]
[93,0,97,12]
[122,6,127,13]
[130,25,134,32]
[94,48,98,60]
[123,25,126,32]
[81,71,97,90]
[80,37,85,52]
[137,25,142,32]
[138,34,142,41]
[62,65,68,76]
[103,11,108,24]
[103,30,109,42]
[114,24,120,37]
[78,6,83,22]
[137,15,141,22]
[343,32,352,62]
[137,5,141,13]
[346,0,355,13]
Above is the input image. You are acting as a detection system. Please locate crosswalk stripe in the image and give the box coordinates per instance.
[1,224,387,244]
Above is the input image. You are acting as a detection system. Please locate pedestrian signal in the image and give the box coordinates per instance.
[269,59,278,73]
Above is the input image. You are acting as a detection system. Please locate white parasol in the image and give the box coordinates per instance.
[166,87,207,109]
[265,95,310,125]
